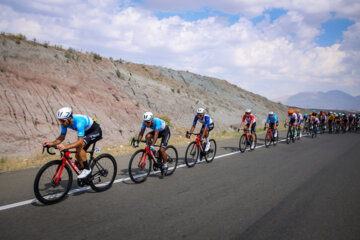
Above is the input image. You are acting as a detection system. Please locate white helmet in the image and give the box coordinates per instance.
[197,108,205,114]
[269,111,274,115]
[245,109,251,114]
[57,107,72,119]
[143,112,153,121]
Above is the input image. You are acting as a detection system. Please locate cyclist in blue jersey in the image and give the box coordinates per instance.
[186,108,214,151]
[264,111,278,137]
[295,109,303,137]
[135,112,171,173]
[42,107,102,178]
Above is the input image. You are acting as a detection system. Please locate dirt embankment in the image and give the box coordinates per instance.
[0,34,289,163]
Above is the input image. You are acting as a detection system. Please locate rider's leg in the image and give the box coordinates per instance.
[75,142,87,168]
[159,146,167,164]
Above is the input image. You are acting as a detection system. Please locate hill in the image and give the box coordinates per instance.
[0,33,288,160]
[274,90,360,111]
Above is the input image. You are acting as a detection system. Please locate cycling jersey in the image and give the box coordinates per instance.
[328,116,335,121]
[310,118,320,125]
[193,114,213,129]
[266,113,278,124]
[61,114,94,137]
[287,113,297,124]
[141,118,166,131]
[296,113,303,124]
[242,114,255,124]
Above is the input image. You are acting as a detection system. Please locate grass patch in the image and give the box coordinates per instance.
[158,115,171,126]
[177,89,180,94]
[115,69,121,78]
[93,53,102,61]
[51,84,57,90]
[171,88,174,93]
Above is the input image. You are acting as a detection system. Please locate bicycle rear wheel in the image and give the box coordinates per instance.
[164,145,178,176]
[128,149,151,183]
[239,135,247,153]
[205,139,217,163]
[265,131,271,148]
[185,141,198,168]
[89,153,117,192]
[286,130,291,144]
[34,160,73,205]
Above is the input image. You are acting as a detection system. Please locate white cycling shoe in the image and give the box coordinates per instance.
[205,142,210,152]
[78,169,91,179]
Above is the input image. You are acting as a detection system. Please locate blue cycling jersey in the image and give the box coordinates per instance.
[193,115,213,128]
[60,114,94,137]
[266,113,277,123]
[141,118,166,131]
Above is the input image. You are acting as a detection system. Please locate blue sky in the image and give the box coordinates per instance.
[0,0,359,98]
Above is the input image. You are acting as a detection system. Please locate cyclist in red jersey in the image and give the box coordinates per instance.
[239,109,256,149]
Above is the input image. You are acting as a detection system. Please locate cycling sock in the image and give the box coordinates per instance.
[83,161,90,170]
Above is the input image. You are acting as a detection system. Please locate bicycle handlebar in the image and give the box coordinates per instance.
[131,138,160,147]
[42,146,56,155]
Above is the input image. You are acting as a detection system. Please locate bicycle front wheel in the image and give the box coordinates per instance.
[89,154,117,192]
[205,139,217,163]
[128,149,151,183]
[34,160,73,205]
[265,131,271,148]
[185,141,198,168]
[239,135,247,153]
[165,145,178,176]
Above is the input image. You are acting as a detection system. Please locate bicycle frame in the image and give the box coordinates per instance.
[136,142,160,168]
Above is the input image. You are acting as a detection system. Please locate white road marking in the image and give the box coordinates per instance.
[0,138,290,211]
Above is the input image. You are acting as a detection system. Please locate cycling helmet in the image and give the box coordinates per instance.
[288,109,294,115]
[304,113,308,117]
[245,109,251,114]
[57,107,72,120]
[143,112,153,122]
[196,108,205,114]
[295,109,300,114]
[312,116,316,120]
[269,111,274,115]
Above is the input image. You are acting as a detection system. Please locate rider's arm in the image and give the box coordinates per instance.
[249,115,254,129]
[138,129,145,141]
[190,125,195,134]
[47,134,65,146]
[191,116,198,134]
[240,115,245,128]
[62,137,85,149]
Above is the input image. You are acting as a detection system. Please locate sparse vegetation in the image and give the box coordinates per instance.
[109,57,113,61]
[115,69,121,78]
[0,68,3,72]
[171,88,175,93]
[93,53,102,61]
[7,33,26,41]
[68,47,75,53]
[177,89,180,94]
[64,51,71,59]
[54,45,63,51]
[54,54,58,59]
[43,41,49,48]
[51,85,57,90]
[135,102,139,107]
[0,157,6,164]
[159,115,171,126]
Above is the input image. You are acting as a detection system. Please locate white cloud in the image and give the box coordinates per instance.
[0,1,359,98]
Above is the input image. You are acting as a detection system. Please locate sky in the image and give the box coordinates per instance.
[0,0,359,99]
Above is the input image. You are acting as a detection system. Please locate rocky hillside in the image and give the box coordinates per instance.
[0,34,288,159]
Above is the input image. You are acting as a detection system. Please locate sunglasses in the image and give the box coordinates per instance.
[58,119,66,124]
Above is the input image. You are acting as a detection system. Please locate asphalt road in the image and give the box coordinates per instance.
[0,131,359,240]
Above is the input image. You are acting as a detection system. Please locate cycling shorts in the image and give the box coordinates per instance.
[246,122,257,134]
[269,121,278,128]
[83,123,102,151]
[201,122,214,134]
[148,125,171,148]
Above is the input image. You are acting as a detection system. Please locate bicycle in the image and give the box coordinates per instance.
[319,122,326,134]
[128,138,178,183]
[184,132,217,167]
[34,143,117,205]
[239,128,257,152]
[311,124,318,138]
[302,122,309,135]
[264,126,278,148]
[285,124,296,144]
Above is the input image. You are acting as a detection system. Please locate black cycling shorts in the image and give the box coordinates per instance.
[200,122,214,135]
[83,123,102,151]
[246,122,257,133]
[148,125,171,148]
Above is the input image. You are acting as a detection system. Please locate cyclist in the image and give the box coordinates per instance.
[342,113,348,131]
[319,112,327,132]
[187,108,214,152]
[327,113,335,133]
[310,116,320,132]
[135,112,170,173]
[264,111,278,137]
[42,107,102,179]
[349,114,355,129]
[284,109,297,136]
[239,109,256,149]
[295,109,303,137]
[312,110,317,117]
